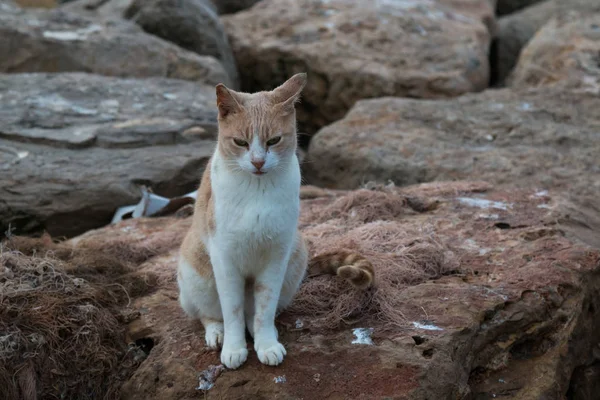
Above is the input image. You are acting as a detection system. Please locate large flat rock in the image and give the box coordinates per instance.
[494,0,600,84]
[47,181,600,399]
[222,0,490,133]
[0,4,231,86]
[304,86,600,205]
[510,13,600,92]
[0,73,218,237]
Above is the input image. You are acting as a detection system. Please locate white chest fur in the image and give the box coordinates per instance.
[208,152,301,274]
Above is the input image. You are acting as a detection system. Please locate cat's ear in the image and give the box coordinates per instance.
[271,73,307,113]
[216,84,242,119]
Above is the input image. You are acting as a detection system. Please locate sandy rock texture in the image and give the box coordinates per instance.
[223,0,491,133]
[304,86,600,204]
[509,13,600,91]
[494,0,600,84]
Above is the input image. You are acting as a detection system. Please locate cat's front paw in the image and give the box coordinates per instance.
[220,345,248,369]
[205,323,224,350]
[255,341,286,366]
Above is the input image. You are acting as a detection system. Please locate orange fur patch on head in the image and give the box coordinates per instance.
[215,73,307,168]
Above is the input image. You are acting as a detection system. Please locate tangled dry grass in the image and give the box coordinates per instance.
[0,234,161,400]
[290,188,460,330]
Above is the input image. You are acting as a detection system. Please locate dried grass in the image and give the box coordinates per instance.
[290,189,460,330]
[0,235,158,400]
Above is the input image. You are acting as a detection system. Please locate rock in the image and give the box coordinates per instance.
[14,0,57,7]
[0,5,231,86]
[40,181,599,399]
[222,0,491,133]
[209,0,261,14]
[494,0,600,84]
[60,0,133,19]
[438,0,497,34]
[124,0,239,88]
[509,13,600,92]
[0,72,218,238]
[495,0,543,16]
[304,87,600,203]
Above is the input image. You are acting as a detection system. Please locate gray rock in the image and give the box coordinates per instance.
[125,0,239,89]
[0,5,231,86]
[0,73,218,237]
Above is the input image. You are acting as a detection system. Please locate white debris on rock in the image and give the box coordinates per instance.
[351,327,374,345]
[412,321,443,331]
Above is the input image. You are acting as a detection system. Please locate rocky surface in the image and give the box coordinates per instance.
[56,182,600,399]
[209,0,261,15]
[124,0,239,88]
[304,86,600,205]
[0,73,218,238]
[494,0,600,84]
[61,0,133,19]
[438,0,497,34]
[0,4,231,86]
[223,0,491,133]
[510,13,600,91]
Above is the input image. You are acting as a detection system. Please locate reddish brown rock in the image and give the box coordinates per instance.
[510,13,600,92]
[223,0,490,133]
[494,0,600,84]
[17,181,592,399]
[304,86,600,206]
[438,0,497,34]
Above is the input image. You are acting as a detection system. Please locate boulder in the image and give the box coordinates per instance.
[60,0,133,19]
[510,13,600,92]
[494,0,600,84]
[304,87,600,203]
[222,0,491,133]
[0,5,231,86]
[11,181,597,399]
[14,0,57,7]
[495,0,543,16]
[438,0,497,34]
[209,0,261,15]
[0,73,218,238]
[124,0,239,88]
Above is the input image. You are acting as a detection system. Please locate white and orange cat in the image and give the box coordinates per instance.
[177,73,373,370]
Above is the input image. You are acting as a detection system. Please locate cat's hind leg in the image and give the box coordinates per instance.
[177,255,224,349]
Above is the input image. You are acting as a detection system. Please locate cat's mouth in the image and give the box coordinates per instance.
[253,171,265,176]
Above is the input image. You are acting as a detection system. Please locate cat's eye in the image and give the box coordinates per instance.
[233,138,248,147]
[266,136,282,146]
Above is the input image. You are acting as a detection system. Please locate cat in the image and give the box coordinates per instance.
[177,73,374,370]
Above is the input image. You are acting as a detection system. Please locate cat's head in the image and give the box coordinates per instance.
[215,73,306,176]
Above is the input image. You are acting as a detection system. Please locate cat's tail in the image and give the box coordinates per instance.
[308,250,374,289]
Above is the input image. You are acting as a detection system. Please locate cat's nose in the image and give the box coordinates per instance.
[251,159,265,170]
